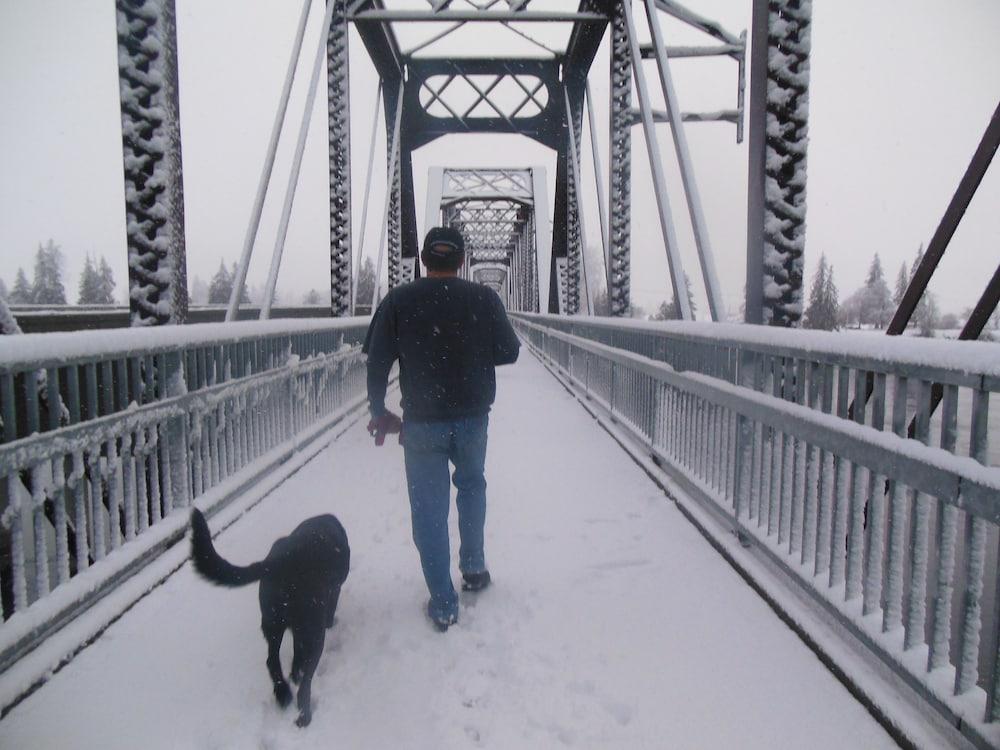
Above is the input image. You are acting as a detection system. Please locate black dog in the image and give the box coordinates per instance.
[189,508,350,727]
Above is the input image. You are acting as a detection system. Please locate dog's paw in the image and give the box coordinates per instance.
[295,711,312,728]
[274,683,293,708]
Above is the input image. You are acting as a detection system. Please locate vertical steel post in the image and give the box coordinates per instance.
[327,0,353,316]
[744,0,768,324]
[642,0,725,322]
[531,167,549,313]
[116,0,188,326]
[608,0,632,317]
[585,80,611,301]
[372,80,404,309]
[261,0,340,318]
[353,80,383,312]
[564,87,594,315]
[424,167,445,238]
[759,0,812,326]
[226,0,311,322]
[621,0,690,319]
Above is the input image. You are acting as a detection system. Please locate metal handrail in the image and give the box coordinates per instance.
[514,313,1000,469]
[516,315,1000,746]
[0,320,370,674]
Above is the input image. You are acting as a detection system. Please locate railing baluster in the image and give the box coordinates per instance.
[955,388,990,695]
[801,362,821,567]
[883,375,910,633]
[862,372,888,616]
[845,369,869,602]
[904,379,935,655]
[8,475,28,612]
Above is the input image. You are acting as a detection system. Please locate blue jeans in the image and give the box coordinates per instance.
[402,414,489,620]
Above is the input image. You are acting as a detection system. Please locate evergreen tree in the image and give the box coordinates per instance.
[10,268,33,304]
[189,276,209,305]
[804,254,838,330]
[77,255,102,304]
[893,261,908,308]
[918,294,940,337]
[824,264,840,327]
[208,260,233,304]
[652,274,696,320]
[31,240,67,304]
[861,253,891,328]
[356,257,377,307]
[0,278,7,301]
[303,289,322,305]
[230,263,249,304]
[908,244,930,330]
[96,257,116,304]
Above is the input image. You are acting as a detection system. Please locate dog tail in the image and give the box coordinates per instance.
[189,508,266,587]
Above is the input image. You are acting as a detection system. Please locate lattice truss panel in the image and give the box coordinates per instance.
[420,68,550,125]
[442,169,534,203]
[449,201,523,257]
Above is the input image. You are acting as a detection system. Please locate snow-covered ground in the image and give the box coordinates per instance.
[0,353,895,749]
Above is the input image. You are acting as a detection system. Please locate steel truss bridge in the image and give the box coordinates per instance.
[1,1,1000,748]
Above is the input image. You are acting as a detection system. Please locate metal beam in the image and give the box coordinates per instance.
[652,0,742,46]
[117,0,188,326]
[261,0,340,319]
[887,100,1000,335]
[328,0,353,316]
[621,0,690,319]
[607,0,632,316]
[585,80,610,302]
[628,108,740,125]
[744,0,768,324]
[350,9,607,21]
[227,0,311,322]
[640,43,743,59]
[643,0,725,321]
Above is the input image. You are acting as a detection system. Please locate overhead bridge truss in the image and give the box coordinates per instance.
[111,1,824,325]
[425,167,548,312]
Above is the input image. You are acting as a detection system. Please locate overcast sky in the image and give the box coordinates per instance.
[1,0,998,318]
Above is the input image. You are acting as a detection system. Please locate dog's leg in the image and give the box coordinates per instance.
[290,637,304,684]
[263,621,292,709]
[293,623,326,728]
[324,585,341,629]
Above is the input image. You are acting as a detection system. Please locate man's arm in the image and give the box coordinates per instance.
[362,296,399,416]
[489,292,520,366]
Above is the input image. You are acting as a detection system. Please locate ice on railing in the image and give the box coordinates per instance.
[520,314,1000,378]
[0,318,368,371]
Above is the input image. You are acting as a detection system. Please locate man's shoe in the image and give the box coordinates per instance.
[461,570,491,592]
[427,602,458,632]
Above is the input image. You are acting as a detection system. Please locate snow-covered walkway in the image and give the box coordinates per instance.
[0,352,896,749]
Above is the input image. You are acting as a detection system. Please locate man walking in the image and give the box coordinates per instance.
[363,226,520,631]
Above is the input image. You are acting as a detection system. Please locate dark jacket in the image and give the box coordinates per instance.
[363,277,520,423]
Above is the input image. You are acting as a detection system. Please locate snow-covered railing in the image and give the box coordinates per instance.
[0,319,367,445]
[518,313,1000,467]
[0,319,369,675]
[515,315,1000,748]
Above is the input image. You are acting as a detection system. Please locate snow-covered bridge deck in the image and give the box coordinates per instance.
[0,353,895,749]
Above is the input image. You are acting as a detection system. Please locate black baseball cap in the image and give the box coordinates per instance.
[422,226,465,259]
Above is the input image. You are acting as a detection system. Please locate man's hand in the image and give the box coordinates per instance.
[367,411,402,446]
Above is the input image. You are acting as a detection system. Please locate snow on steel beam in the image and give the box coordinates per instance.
[351,0,404,80]
[652,0,743,47]
[643,0,724,322]
[116,0,188,326]
[350,9,607,21]
[627,108,741,126]
[608,0,631,317]
[746,0,812,327]
[328,0,353,316]
[887,101,1000,336]
[639,43,744,60]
